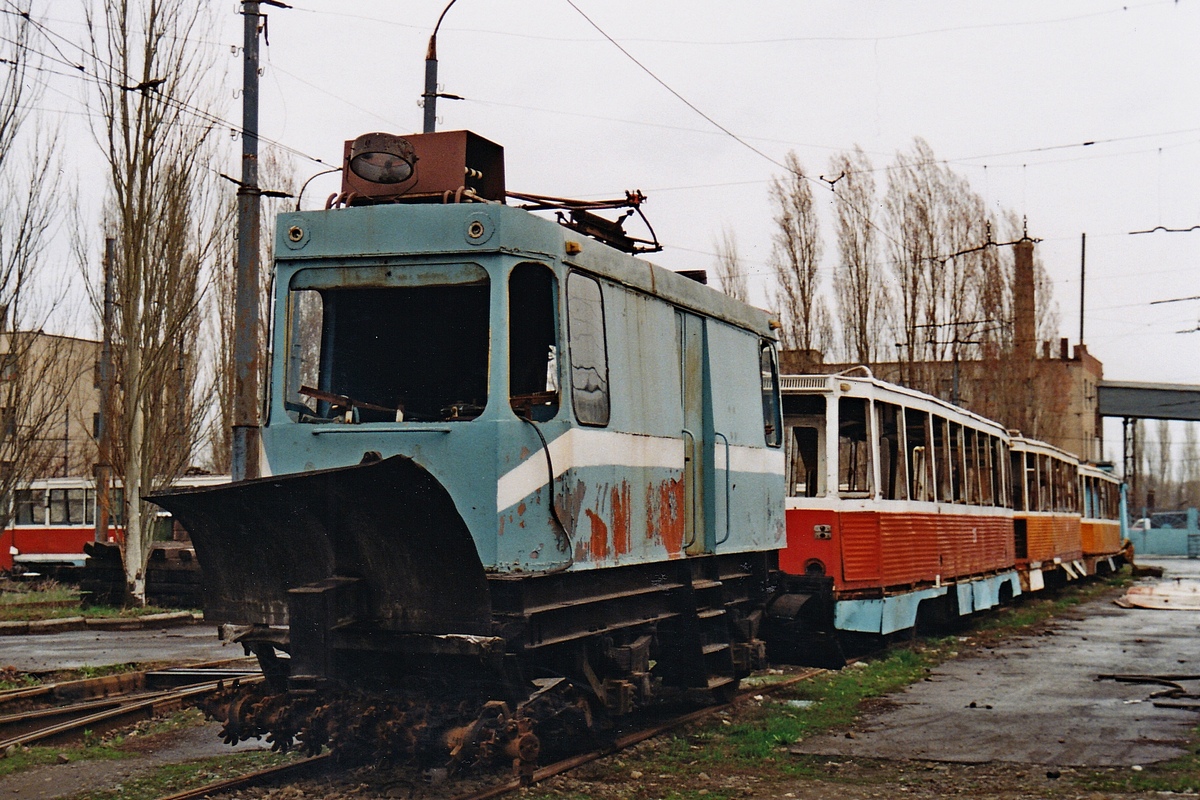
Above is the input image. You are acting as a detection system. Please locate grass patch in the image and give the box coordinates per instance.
[61,751,300,800]
[1077,724,1200,794]
[0,739,128,779]
[0,584,188,622]
[0,708,240,789]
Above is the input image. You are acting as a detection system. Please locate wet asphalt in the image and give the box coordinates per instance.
[1,624,237,672]
[795,556,1200,767]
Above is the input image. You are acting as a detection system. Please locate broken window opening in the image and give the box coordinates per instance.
[285,265,491,424]
[509,263,560,422]
[838,396,873,497]
[784,394,826,498]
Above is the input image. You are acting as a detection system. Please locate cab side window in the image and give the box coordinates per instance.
[509,263,560,421]
[567,273,610,426]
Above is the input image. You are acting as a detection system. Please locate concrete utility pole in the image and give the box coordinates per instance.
[232,1,265,482]
[423,0,460,134]
[1079,232,1086,347]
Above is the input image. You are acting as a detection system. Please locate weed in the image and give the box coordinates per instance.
[60,751,299,800]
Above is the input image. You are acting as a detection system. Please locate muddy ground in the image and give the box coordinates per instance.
[5,560,1200,799]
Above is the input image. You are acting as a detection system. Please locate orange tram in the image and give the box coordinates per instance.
[771,369,1125,664]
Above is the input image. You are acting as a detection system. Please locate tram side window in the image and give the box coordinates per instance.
[509,263,560,422]
[838,397,873,497]
[1083,477,1095,518]
[962,427,980,505]
[977,432,995,506]
[1023,452,1038,511]
[49,489,85,525]
[995,440,1010,507]
[14,489,40,525]
[1048,458,1063,512]
[788,424,822,497]
[1037,455,1052,512]
[1065,462,1078,513]
[1011,451,1025,510]
[876,402,907,501]
[906,409,936,502]
[784,395,826,497]
[932,417,953,502]
[947,422,966,503]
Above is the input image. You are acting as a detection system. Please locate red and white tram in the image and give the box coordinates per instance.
[777,369,1020,645]
[2,475,227,576]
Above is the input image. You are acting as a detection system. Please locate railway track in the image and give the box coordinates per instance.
[0,659,260,752]
[153,667,827,800]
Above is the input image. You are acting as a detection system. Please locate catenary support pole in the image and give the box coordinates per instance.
[232,1,263,481]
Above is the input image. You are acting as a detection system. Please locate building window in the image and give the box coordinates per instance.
[0,407,14,439]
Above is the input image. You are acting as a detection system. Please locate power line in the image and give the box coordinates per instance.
[0,15,335,169]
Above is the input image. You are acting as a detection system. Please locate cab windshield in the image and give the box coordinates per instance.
[285,264,490,423]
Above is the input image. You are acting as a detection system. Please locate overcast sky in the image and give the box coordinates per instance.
[31,1,1200,462]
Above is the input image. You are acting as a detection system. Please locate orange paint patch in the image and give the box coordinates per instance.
[611,482,631,555]
[585,509,608,560]
[517,502,527,516]
[649,479,685,555]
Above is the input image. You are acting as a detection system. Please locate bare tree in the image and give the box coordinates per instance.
[829,146,888,365]
[770,152,831,363]
[1148,419,1173,510]
[1179,423,1200,510]
[711,226,748,303]
[85,0,224,602]
[0,6,85,530]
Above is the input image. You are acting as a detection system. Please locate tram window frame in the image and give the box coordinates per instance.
[1023,452,1037,511]
[784,394,827,498]
[977,432,994,506]
[837,396,874,498]
[509,263,560,422]
[1065,461,1078,513]
[1037,455,1052,512]
[760,342,783,448]
[49,488,86,525]
[284,264,492,424]
[787,421,824,497]
[933,417,955,503]
[946,422,965,503]
[14,489,41,525]
[1011,450,1025,510]
[875,401,908,501]
[566,272,611,427]
[962,427,980,505]
[905,408,936,502]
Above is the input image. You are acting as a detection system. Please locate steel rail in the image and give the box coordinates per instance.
[155,753,333,800]
[0,657,258,708]
[449,668,827,800]
[151,668,829,800]
[0,676,264,751]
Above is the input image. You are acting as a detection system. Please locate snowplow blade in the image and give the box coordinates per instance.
[149,456,490,636]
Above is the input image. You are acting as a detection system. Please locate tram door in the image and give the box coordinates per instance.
[678,311,712,555]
